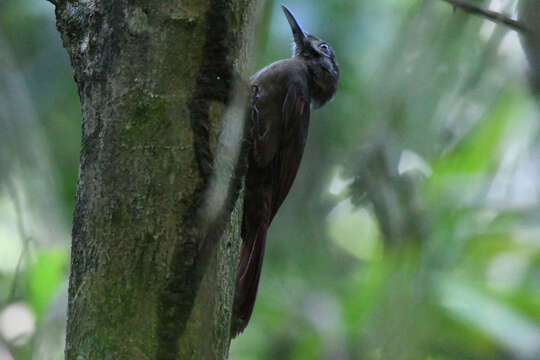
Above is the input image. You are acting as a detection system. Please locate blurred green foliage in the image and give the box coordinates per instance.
[26,249,68,320]
[1,0,539,359]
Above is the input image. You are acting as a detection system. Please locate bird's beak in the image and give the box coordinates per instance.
[281,5,306,44]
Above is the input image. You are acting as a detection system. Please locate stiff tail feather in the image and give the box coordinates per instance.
[231,222,268,337]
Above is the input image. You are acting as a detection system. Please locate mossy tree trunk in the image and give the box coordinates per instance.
[51,0,257,359]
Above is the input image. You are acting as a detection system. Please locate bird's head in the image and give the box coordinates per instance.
[282,4,339,107]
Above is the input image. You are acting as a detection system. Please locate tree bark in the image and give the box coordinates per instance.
[52,0,257,359]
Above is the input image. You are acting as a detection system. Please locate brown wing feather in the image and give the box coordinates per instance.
[231,82,310,337]
[270,83,310,220]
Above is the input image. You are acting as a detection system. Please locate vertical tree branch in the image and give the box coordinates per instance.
[519,0,540,97]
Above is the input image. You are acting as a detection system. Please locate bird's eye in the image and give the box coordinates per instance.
[319,43,330,54]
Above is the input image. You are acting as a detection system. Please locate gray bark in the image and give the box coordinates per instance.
[52,0,257,359]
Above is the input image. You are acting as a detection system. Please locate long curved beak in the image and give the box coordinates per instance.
[281,5,306,43]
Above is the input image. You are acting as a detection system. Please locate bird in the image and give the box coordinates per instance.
[231,4,339,337]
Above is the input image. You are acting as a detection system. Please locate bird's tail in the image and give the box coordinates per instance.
[231,220,268,337]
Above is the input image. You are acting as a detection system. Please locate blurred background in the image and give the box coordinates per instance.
[1,0,539,359]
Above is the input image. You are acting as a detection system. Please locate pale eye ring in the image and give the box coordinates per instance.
[319,43,330,54]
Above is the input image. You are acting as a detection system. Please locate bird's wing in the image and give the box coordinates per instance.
[270,82,310,219]
[249,84,280,168]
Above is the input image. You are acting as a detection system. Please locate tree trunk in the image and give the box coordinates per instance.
[52,0,257,359]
